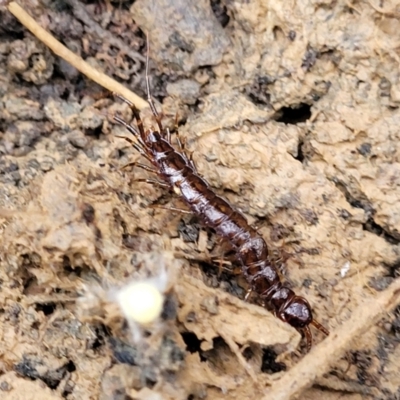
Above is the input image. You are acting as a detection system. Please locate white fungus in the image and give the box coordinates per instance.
[116,281,164,325]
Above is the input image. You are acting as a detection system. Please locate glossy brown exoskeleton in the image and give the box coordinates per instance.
[113,47,329,351]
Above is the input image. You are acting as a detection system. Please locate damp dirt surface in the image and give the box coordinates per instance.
[1,0,400,399]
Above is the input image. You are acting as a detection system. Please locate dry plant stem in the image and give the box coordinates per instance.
[262,278,400,400]
[217,330,260,385]
[7,1,148,110]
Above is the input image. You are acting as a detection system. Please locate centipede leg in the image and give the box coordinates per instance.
[212,258,241,277]
[114,134,152,162]
[114,132,145,154]
[170,112,182,145]
[121,162,157,174]
[114,114,147,147]
[136,178,170,188]
[174,128,197,172]
[175,133,185,154]
[188,153,197,173]
[149,204,192,214]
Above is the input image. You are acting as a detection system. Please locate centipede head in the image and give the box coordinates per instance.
[278,296,313,330]
[278,296,329,352]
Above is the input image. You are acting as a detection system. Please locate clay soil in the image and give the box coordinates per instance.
[1,0,400,399]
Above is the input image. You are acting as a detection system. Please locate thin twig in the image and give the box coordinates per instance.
[261,278,400,400]
[7,1,148,110]
[218,329,260,386]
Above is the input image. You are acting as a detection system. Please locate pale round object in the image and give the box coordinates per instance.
[117,282,164,324]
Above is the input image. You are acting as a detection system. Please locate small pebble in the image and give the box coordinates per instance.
[166,79,201,105]
[68,130,88,148]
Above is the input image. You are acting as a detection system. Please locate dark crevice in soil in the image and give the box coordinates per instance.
[210,0,230,28]
[363,218,400,244]
[0,10,26,39]
[390,306,400,339]
[61,254,97,277]
[66,360,76,372]
[35,302,57,316]
[294,139,305,162]
[364,233,400,286]
[261,347,286,374]
[15,357,73,390]
[84,125,103,139]
[22,276,38,294]
[387,260,400,280]
[275,103,312,124]
[181,332,206,361]
[331,179,400,245]
[91,325,107,350]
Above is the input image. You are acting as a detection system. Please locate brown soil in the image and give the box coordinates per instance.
[1,0,400,399]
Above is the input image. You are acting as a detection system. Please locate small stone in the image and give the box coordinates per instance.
[57,58,79,81]
[67,130,88,148]
[13,146,32,157]
[26,159,40,170]
[12,121,40,147]
[44,98,82,131]
[7,39,29,73]
[4,96,44,120]
[166,79,201,105]
[39,156,55,172]
[200,295,219,314]
[0,381,10,391]
[79,107,104,130]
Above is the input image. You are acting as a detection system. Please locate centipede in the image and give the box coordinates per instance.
[113,48,329,352]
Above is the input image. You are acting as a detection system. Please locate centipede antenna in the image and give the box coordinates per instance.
[144,32,163,132]
[311,319,330,336]
[114,115,139,136]
[113,92,134,108]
